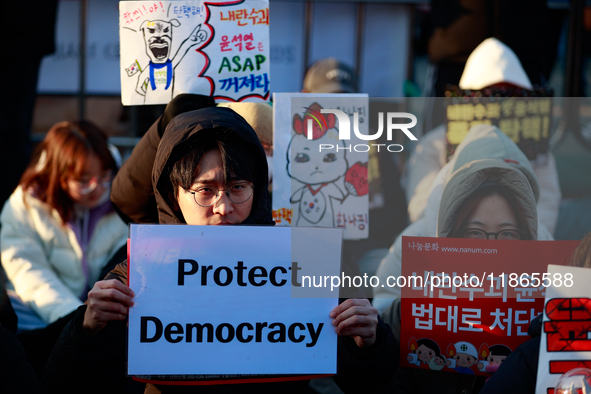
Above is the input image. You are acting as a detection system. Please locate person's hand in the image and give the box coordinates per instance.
[82,279,135,336]
[329,299,378,348]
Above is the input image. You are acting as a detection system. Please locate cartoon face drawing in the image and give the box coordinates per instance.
[486,354,506,366]
[432,355,445,366]
[429,355,446,371]
[126,19,208,104]
[446,341,479,374]
[477,343,511,373]
[406,338,441,368]
[288,132,348,186]
[287,103,350,227]
[140,20,179,63]
[416,344,437,364]
[453,353,476,368]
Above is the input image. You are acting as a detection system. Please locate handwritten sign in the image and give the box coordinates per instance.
[127,225,341,378]
[536,264,591,394]
[444,96,552,162]
[272,93,370,240]
[119,0,270,105]
[400,236,577,377]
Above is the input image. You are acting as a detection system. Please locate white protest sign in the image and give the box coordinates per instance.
[536,264,591,394]
[272,93,370,240]
[128,225,340,376]
[119,0,270,105]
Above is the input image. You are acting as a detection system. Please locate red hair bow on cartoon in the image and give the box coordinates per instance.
[293,102,336,140]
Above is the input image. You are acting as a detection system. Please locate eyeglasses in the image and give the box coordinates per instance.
[462,228,524,241]
[184,182,254,207]
[74,171,112,195]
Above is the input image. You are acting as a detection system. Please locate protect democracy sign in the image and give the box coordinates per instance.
[127,225,341,377]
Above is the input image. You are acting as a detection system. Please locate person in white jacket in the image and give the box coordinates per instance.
[406,37,561,235]
[373,124,554,313]
[1,121,128,330]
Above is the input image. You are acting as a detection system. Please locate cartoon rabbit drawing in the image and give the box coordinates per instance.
[287,103,368,228]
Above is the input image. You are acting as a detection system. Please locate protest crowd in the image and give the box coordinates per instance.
[2,1,591,393]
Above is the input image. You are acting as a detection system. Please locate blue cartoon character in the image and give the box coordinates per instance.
[125,19,208,104]
[446,341,479,375]
[287,103,368,227]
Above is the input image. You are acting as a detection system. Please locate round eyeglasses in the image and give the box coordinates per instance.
[74,171,112,195]
[184,182,254,207]
[462,228,524,241]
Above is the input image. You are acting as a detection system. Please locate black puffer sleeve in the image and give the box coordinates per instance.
[41,305,134,394]
[111,94,216,224]
[479,337,540,394]
[111,118,162,224]
[333,315,398,393]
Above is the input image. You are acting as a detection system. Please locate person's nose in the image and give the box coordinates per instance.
[212,192,234,215]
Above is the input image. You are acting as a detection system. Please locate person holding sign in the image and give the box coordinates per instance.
[406,38,561,235]
[374,125,547,393]
[43,104,397,393]
[373,124,554,310]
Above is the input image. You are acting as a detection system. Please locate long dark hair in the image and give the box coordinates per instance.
[19,120,116,224]
[448,184,532,240]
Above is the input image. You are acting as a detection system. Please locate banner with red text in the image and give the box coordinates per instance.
[400,237,577,377]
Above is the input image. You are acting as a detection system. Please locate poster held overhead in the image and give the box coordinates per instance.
[119,0,270,105]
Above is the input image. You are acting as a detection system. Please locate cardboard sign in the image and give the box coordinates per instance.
[272,93,370,240]
[444,96,552,162]
[128,225,341,377]
[119,0,270,105]
[400,236,577,377]
[536,264,591,394]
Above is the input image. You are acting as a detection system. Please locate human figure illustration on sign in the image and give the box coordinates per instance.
[446,341,479,375]
[125,19,208,104]
[477,344,512,375]
[287,103,368,227]
[406,337,446,371]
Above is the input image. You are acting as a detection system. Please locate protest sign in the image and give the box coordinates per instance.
[272,93,370,240]
[119,0,270,105]
[536,264,591,394]
[444,94,552,163]
[127,225,341,378]
[400,236,577,376]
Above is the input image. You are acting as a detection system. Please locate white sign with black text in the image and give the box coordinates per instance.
[127,224,341,376]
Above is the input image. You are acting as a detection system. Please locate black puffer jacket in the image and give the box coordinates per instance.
[42,107,397,393]
[478,316,542,394]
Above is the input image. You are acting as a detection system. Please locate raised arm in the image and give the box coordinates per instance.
[172,23,209,69]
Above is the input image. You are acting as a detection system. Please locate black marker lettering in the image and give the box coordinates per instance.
[306,323,323,348]
[178,259,198,286]
[140,316,163,342]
